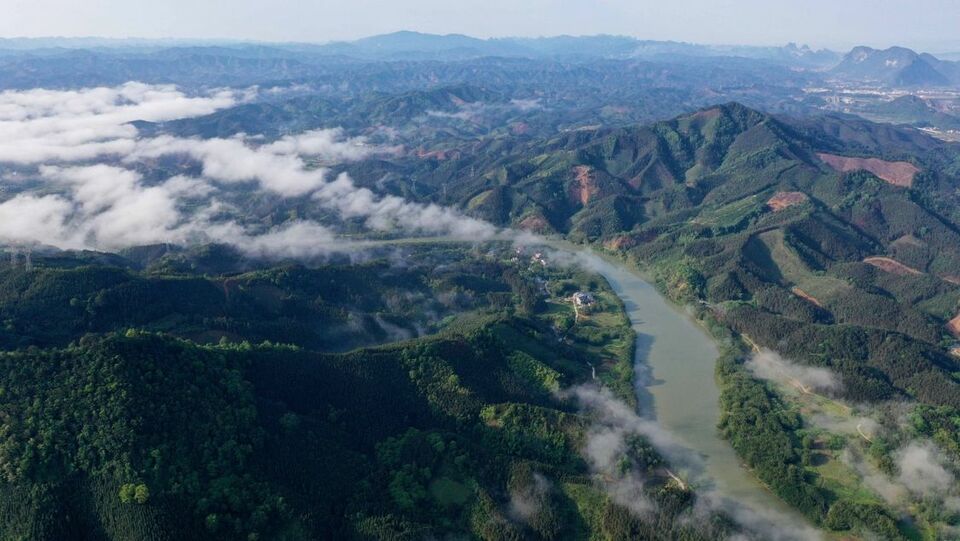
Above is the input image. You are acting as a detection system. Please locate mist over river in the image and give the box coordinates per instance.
[575,249,820,539]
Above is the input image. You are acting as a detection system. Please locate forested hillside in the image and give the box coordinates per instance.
[0,244,740,540]
[422,104,960,404]
[382,103,960,537]
[1,41,959,537]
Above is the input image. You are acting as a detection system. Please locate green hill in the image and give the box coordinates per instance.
[413,103,960,536]
[0,245,739,540]
[438,103,960,404]
[862,95,960,131]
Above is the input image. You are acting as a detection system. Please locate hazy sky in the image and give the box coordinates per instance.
[3,0,960,51]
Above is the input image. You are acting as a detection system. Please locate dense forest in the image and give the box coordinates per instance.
[430,103,960,538]
[319,100,960,537]
[1,42,960,538]
[0,244,744,540]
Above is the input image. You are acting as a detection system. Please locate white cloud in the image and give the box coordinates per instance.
[313,172,496,238]
[564,383,824,540]
[746,349,841,393]
[132,134,329,196]
[507,472,551,522]
[0,82,240,164]
[262,127,388,161]
[0,82,499,256]
[0,194,74,247]
[896,441,955,497]
[3,164,210,249]
[562,384,692,516]
[238,221,346,259]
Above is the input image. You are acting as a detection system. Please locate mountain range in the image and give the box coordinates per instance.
[831,45,960,86]
[3,96,960,538]
[3,32,959,90]
[1,28,960,538]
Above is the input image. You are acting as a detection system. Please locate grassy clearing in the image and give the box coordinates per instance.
[693,194,764,229]
[466,190,493,210]
[531,262,635,401]
[766,379,889,500]
[758,229,851,301]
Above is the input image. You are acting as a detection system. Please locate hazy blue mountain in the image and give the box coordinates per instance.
[0,32,843,66]
[831,45,958,86]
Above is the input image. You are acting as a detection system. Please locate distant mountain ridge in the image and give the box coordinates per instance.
[831,45,960,86]
[0,31,841,66]
[0,33,957,91]
[7,32,960,83]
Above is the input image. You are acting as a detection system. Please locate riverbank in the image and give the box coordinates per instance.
[368,237,823,535]
[574,243,932,540]
[566,247,821,534]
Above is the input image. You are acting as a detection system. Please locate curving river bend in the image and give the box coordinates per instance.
[373,238,819,537]
[571,247,821,539]
[567,247,820,539]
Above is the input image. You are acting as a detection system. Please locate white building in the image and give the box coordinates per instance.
[572,292,596,307]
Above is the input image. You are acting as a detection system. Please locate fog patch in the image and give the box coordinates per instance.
[0,82,501,256]
[840,448,908,505]
[312,172,496,238]
[424,98,543,123]
[130,129,385,197]
[563,384,694,517]
[808,413,879,441]
[509,98,542,111]
[692,491,823,541]
[565,384,822,540]
[746,349,840,394]
[895,441,955,497]
[507,472,551,522]
[0,82,242,164]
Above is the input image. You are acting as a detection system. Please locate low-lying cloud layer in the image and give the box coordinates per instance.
[507,472,552,522]
[744,349,960,529]
[0,82,243,164]
[563,383,822,540]
[746,349,841,393]
[564,384,686,516]
[896,441,956,498]
[0,82,497,257]
[424,98,542,122]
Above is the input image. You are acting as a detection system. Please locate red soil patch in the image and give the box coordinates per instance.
[891,234,925,248]
[949,346,960,359]
[817,153,919,188]
[691,107,721,121]
[604,235,639,251]
[767,191,809,212]
[790,286,823,308]
[518,215,552,233]
[863,256,922,276]
[570,165,600,206]
[947,315,960,339]
[416,148,461,160]
[510,122,529,135]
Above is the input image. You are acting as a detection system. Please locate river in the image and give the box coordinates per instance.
[572,248,821,539]
[368,237,819,537]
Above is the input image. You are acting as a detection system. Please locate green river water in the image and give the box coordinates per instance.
[575,248,822,539]
[371,238,820,537]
